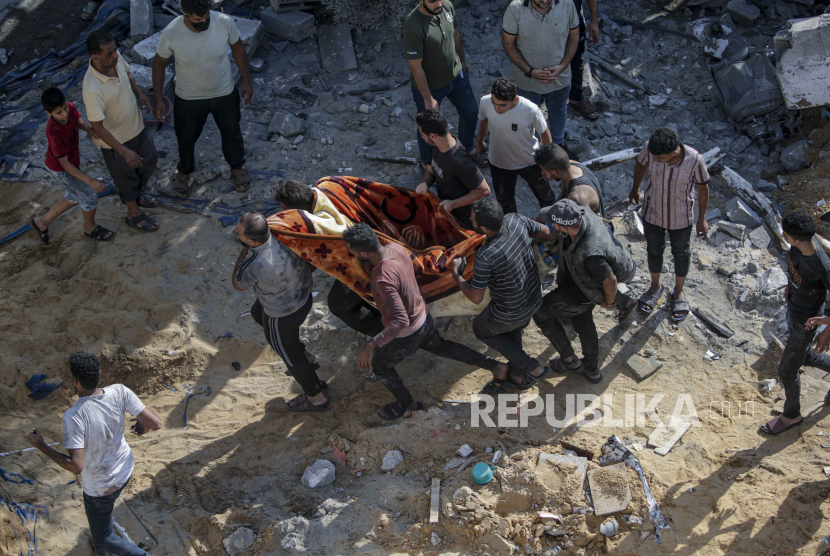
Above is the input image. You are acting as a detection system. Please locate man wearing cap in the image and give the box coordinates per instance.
[533,199,636,383]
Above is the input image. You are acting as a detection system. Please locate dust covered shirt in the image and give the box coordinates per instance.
[236,235,313,317]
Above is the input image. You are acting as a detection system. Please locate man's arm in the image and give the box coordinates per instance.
[416,165,436,195]
[127,71,152,116]
[629,161,647,204]
[600,273,618,308]
[540,129,553,145]
[451,258,486,304]
[530,224,552,241]
[357,281,409,370]
[130,408,162,435]
[440,178,490,213]
[454,28,469,72]
[476,118,489,154]
[230,40,253,104]
[502,32,555,83]
[28,429,84,474]
[547,28,580,78]
[152,54,170,122]
[89,121,145,169]
[409,59,438,110]
[587,0,600,44]
[231,246,250,291]
[696,182,710,239]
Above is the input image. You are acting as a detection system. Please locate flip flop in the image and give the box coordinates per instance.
[286,393,330,412]
[552,356,585,375]
[516,366,552,389]
[170,172,190,198]
[670,291,690,322]
[84,224,115,241]
[30,217,48,244]
[232,168,252,193]
[638,285,665,313]
[125,213,159,232]
[759,415,803,435]
[617,294,637,321]
[377,401,425,421]
[480,377,515,394]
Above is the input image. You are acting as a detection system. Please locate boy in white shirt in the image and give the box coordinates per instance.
[28,352,161,555]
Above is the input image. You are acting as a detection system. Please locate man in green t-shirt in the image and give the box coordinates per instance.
[402,0,478,166]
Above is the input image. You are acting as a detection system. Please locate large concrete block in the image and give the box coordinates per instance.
[775,14,830,109]
[132,30,162,66]
[260,7,316,43]
[725,0,760,27]
[130,63,175,100]
[317,23,357,73]
[231,15,264,55]
[130,0,154,41]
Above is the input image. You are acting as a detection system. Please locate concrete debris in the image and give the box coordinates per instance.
[755,178,777,193]
[431,532,442,546]
[457,444,473,458]
[269,112,303,138]
[648,94,668,107]
[132,31,163,66]
[301,459,335,488]
[249,58,266,73]
[705,208,722,221]
[130,0,154,42]
[223,527,256,556]
[588,463,631,516]
[726,197,762,229]
[444,458,467,471]
[274,516,310,552]
[272,40,289,53]
[261,8,316,43]
[718,13,737,35]
[130,63,175,100]
[758,267,787,295]
[648,420,692,456]
[625,354,663,382]
[730,135,752,154]
[292,135,304,145]
[749,226,771,250]
[725,0,760,27]
[318,23,358,73]
[381,450,404,471]
[537,453,588,493]
[717,220,746,241]
[759,378,777,392]
[780,140,810,172]
[599,518,619,537]
[775,15,830,110]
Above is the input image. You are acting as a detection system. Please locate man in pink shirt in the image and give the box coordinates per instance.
[344,224,506,420]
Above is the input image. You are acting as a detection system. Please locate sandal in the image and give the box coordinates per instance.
[125,213,159,232]
[84,224,115,241]
[232,168,252,193]
[377,401,425,421]
[170,172,189,198]
[552,356,603,383]
[30,217,48,244]
[638,285,665,314]
[80,1,102,21]
[616,294,637,321]
[516,366,552,389]
[569,97,600,120]
[670,291,690,322]
[480,377,514,394]
[136,195,158,208]
[286,393,330,412]
[759,415,803,435]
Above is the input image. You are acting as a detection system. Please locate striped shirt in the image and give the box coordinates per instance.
[637,142,710,230]
[471,213,542,324]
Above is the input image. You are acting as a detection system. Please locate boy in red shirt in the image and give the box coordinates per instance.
[32,87,114,243]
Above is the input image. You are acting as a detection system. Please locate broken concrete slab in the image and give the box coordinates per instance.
[758,267,787,295]
[774,375,830,415]
[749,226,771,250]
[224,527,256,556]
[261,8,316,43]
[132,30,162,66]
[726,197,762,229]
[130,0,153,42]
[269,112,303,137]
[755,178,777,193]
[725,0,760,27]
[625,354,663,382]
[587,463,631,516]
[648,420,691,455]
[381,450,403,471]
[317,23,357,73]
[233,15,264,55]
[719,13,737,35]
[780,140,810,172]
[717,220,747,241]
[705,207,722,221]
[776,15,830,110]
[302,459,335,488]
[290,53,319,67]
[130,63,175,100]
[537,453,589,496]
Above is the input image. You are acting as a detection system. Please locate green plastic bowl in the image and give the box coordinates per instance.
[472,462,494,484]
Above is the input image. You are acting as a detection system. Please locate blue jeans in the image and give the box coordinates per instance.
[83,479,151,556]
[411,69,478,164]
[517,84,572,145]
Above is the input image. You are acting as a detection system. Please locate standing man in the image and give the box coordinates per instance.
[476,77,554,215]
[502,0,580,158]
[83,30,160,232]
[759,211,830,435]
[628,127,710,322]
[232,212,328,412]
[535,142,605,216]
[567,0,601,120]
[344,224,507,420]
[27,352,162,556]
[533,200,636,384]
[153,0,253,196]
[451,197,552,393]
[403,0,478,166]
[415,109,490,228]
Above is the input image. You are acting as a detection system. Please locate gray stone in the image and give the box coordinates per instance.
[745,261,759,274]
[619,123,636,136]
[269,112,303,137]
[132,31,162,66]
[261,8,316,43]
[758,267,787,295]
[290,53,319,67]
[726,0,761,26]
[130,63,175,100]
[755,178,777,193]
[780,140,809,173]
[749,226,771,249]
[292,134,304,145]
[249,58,266,73]
[457,444,474,457]
[301,459,335,488]
[717,220,747,241]
[381,450,404,471]
[731,135,752,154]
[625,354,663,381]
[234,15,264,56]
[709,231,738,248]
[704,121,731,137]
[705,207,722,221]
[275,517,310,552]
[317,23,357,73]
[726,197,763,229]
[620,101,639,115]
[719,13,737,35]
[272,40,290,52]
[224,527,256,556]
[130,0,154,42]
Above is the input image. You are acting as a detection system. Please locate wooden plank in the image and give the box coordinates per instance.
[693,307,734,338]
[429,478,440,523]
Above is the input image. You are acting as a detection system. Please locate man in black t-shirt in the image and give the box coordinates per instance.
[760,211,830,435]
[415,110,490,229]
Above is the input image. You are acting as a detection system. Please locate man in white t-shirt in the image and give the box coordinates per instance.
[476,77,554,214]
[152,0,254,196]
[28,352,161,555]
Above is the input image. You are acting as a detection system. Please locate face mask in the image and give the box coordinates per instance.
[191,16,210,31]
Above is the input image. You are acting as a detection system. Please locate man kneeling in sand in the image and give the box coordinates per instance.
[232,211,329,411]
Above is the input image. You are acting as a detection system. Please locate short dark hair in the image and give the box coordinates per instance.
[276,180,314,208]
[491,77,517,101]
[41,87,66,113]
[648,127,681,155]
[472,197,504,232]
[534,143,570,172]
[782,210,816,242]
[343,223,380,252]
[86,30,115,56]
[239,212,270,244]
[69,352,101,390]
[181,0,211,16]
[415,109,449,137]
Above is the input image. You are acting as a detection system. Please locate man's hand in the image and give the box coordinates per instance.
[462,61,470,74]
[86,129,100,143]
[476,142,487,155]
[589,20,601,44]
[814,327,830,353]
[439,199,456,213]
[121,149,144,168]
[28,428,45,448]
[138,93,153,116]
[451,256,464,279]
[806,316,830,330]
[129,418,147,436]
[415,182,429,195]
[357,339,377,370]
[88,178,107,193]
[424,97,439,110]
[546,64,567,79]
[696,219,709,239]
[532,68,557,83]
[154,102,167,123]
[628,188,640,205]
[240,82,254,105]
